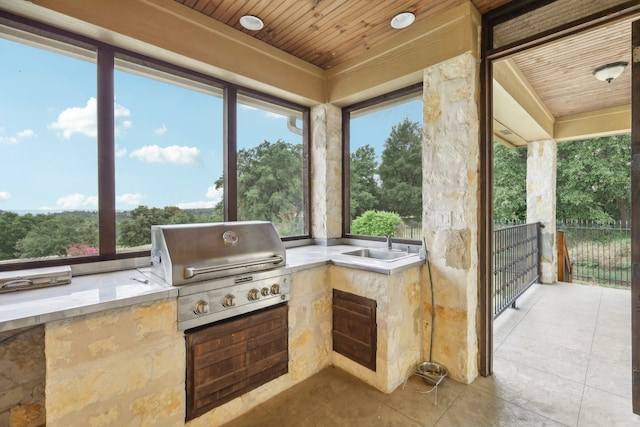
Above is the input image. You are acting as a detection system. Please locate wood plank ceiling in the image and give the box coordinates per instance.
[510,15,634,118]
[174,0,510,70]
[174,0,636,136]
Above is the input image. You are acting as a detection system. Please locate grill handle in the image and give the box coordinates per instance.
[184,255,284,279]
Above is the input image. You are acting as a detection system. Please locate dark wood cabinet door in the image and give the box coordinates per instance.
[332,289,377,371]
[185,304,288,421]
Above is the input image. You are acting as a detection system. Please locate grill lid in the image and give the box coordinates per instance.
[150,221,286,286]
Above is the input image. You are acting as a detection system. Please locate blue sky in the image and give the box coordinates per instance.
[0,36,421,214]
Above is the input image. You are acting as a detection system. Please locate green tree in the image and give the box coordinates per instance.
[0,211,40,260]
[493,143,527,221]
[350,144,380,221]
[351,210,403,236]
[557,135,631,221]
[378,118,422,219]
[118,206,176,247]
[15,213,98,258]
[213,140,303,234]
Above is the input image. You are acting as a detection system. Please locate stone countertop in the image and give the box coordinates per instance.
[0,269,177,332]
[286,244,425,275]
[0,244,424,333]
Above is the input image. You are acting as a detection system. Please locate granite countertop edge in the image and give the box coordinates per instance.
[0,244,424,332]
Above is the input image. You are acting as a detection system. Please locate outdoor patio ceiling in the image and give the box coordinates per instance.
[493,13,637,147]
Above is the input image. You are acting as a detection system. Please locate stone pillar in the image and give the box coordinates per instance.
[422,52,480,384]
[526,139,557,284]
[310,104,342,241]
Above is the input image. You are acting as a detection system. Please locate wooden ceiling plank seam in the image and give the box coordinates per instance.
[291,0,409,60]
[266,0,350,53]
[191,0,210,13]
[290,0,422,67]
[298,0,398,64]
[215,0,247,23]
[261,0,340,42]
[254,3,312,46]
[199,0,217,16]
[251,0,320,50]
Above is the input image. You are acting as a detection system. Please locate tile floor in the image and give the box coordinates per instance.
[224,282,639,426]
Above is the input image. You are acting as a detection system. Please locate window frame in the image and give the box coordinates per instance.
[342,83,423,243]
[0,10,310,272]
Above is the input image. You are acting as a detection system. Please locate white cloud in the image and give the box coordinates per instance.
[55,193,98,210]
[206,185,223,203]
[117,192,144,206]
[115,145,127,158]
[0,191,11,202]
[0,128,36,144]
[175,185,222,210]
[155,124,167,136]
[176,200,217,209]
[130,145,201,166]
[50,97,131,140]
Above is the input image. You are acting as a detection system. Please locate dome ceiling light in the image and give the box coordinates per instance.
[239,15,264,31]
[390,12,415,29]
[592,61,628,83]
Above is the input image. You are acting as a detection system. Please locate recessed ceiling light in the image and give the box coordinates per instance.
[390,12,415,29]
[239,15,264,31]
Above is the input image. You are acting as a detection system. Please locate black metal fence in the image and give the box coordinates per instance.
[493,222,541,318]
[557,220,631,288]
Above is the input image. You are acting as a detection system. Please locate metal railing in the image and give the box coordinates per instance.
[557,220,631,288]
[493,222,541,318]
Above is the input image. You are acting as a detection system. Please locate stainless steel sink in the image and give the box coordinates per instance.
[340,248,411,261]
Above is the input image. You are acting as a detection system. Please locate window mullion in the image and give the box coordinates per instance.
[97,44,116,255]
[224,85,238,221]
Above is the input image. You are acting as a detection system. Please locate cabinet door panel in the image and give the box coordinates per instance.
[332,289,376,371]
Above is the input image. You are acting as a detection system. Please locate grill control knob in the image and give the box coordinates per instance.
[270,284,281,295]
[222,294,235,307]
[248,289,260,301]
[194,300,209,315]
[261,287,270,296]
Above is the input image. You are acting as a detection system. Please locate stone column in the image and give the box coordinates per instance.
[526,139,557,284]
[310,104,342,241]
[422,52,480,384]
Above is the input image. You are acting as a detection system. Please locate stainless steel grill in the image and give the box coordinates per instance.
[148,221,290,330]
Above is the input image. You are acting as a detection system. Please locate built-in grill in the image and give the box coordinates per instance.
[148,221,291,421]
[149,221,290,331]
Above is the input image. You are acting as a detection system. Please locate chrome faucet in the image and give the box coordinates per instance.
[385,235,392,250]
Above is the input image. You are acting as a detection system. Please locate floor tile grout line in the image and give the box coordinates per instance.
[576,285,603,427]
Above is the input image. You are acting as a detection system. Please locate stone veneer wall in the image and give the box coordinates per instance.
[42,267,333,427]
[329,266,422,393]
[421,52,480,384]
[527,139,557,284]
[0,325,45,427]
[45,299,185,427]
[310,104,343,240]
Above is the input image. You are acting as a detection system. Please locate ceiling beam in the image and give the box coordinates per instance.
[555,105,631,141]
[325,2,481,106]
[492,58,554,142]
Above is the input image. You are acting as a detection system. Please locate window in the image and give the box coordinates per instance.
[114,62,224,253]
[236,92,307,237]
[0,13,309,269]
[0,32,99,262]
[344,85,423,241]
